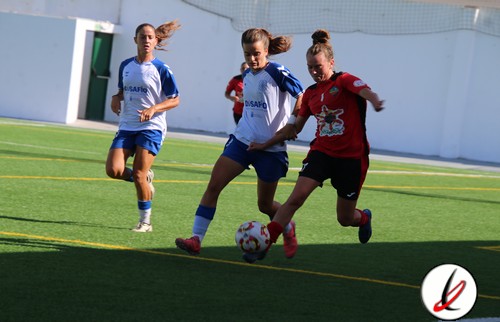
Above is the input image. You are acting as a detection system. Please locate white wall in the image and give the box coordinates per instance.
[0,13,76,123]
[460,32,500,162]
[1,0,499,163]
[0,11,120,123]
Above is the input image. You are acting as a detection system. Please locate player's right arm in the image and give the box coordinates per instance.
[225,78,241,103]
[359,88,384,112]
[111,89,123,116]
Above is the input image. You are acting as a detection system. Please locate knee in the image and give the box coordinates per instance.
[206,180,220,193]
[258,201,274,216]
[106,165,121,179]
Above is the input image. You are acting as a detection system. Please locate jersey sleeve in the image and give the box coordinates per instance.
[226,77,237,93]
[339,73,370,95]
[268,62,304,98]
[117,57,134,90]
[298,87,313,118]
[159,64,179,98]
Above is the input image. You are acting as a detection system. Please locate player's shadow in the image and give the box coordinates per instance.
[0,237,498,321]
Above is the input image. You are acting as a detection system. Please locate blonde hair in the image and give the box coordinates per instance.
[241,28,292,55]
[307,29,334,60]
[135,20,181,51]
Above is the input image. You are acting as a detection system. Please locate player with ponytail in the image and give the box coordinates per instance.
[106,21,181,232]
[245,29,384,263]
[176,28,304,257]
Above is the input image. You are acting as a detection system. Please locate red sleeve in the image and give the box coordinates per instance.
[339,73,370,95]
[226,77,237,93]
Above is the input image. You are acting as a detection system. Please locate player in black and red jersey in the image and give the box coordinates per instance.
[225,62,248,124]
[245,29,384,263]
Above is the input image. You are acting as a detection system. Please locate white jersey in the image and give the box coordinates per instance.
[117,57,179,139]
[234,62,304,152]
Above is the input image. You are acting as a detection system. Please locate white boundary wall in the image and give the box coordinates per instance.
[0,12,119,123]
[0,0,499,163]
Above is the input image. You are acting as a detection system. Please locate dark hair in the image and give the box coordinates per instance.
[241,28,292,55]
[135,20,181,51]
[307,29,334,60]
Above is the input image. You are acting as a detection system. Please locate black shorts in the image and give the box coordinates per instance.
[299,150,369,200]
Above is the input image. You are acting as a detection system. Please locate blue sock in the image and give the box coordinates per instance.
[125,167,134,182]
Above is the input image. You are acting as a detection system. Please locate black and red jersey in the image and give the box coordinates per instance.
[226,75,244,115]
[299,72,371,159]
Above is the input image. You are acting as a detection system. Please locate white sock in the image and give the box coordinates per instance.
[283,222,293,234]
[192,215,211,242]
[139,208,152,224]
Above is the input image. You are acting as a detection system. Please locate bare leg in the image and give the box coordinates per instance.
[132,147,156,201]
[256,178,280,220]
[200,156,246,207]
[272,176,320,228]
[336,197,363,227]
[105,148,133,180]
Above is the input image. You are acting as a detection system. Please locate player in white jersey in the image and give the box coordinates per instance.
[176,28,304,258]
[106,21,180,232]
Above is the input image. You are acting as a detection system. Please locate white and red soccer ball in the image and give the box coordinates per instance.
[235,221,270,253]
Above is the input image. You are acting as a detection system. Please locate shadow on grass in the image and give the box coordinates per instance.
[0,149,105,166]
[0,215,127,230]
[0,237,498,322]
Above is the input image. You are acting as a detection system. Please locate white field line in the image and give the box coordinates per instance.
[368,170,500,179]
[287,167,500,179]
[0,121,47,127]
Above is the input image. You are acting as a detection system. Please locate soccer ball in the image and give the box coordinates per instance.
[235,221,270,253]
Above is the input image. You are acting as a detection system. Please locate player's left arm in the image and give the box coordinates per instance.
[359,88,384,112]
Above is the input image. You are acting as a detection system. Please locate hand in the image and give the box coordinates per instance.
[111,97,121,116]
[247,142,266,151]
[372,99,385,112]
[229,95,240,103]
[137,107,156,122]
[277,124,298,141]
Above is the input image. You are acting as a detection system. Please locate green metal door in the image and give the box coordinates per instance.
[85,32,113,120]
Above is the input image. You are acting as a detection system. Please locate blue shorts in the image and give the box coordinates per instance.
[221,135,288,183]
[110,130,163,156]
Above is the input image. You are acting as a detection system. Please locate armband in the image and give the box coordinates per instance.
[286,115,296,125]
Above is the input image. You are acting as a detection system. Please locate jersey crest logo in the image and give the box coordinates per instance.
[316,105,345,137]
[329,86,339,95]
